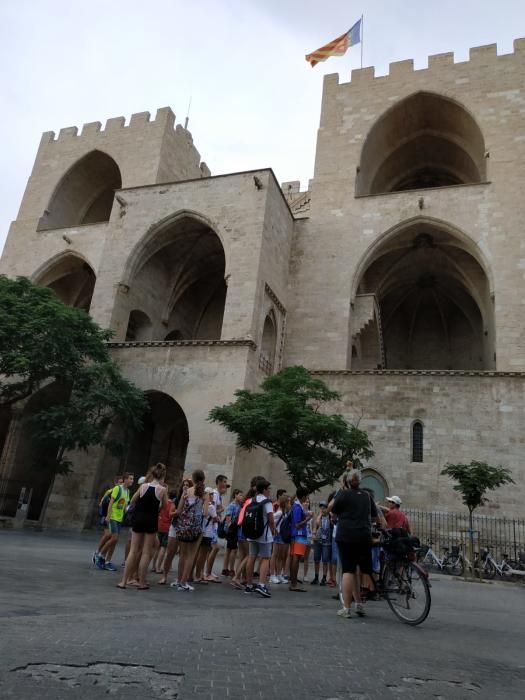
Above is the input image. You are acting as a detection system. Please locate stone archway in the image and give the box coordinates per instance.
[357,92,486,195]
[0,383,69,520]
[34,253,96,312]
[96,391,189,499]
[122,215,226,341]
[361,469,389,503]
[353,220,494,370]
[38,150,122,231]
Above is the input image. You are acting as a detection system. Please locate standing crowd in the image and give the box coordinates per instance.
[92,462,411,617]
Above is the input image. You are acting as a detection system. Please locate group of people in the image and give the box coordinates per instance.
[91,461,411,617]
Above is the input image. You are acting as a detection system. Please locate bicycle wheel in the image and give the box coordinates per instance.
[484,559,496,579]
[448,556,464,577]
[384,561,431,626]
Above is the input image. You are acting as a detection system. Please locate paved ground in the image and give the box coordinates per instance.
[0,530,524,700]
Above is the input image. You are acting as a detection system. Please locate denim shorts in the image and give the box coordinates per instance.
[109,519,121,535]
[248,541,272,559]
[314,540,332,564]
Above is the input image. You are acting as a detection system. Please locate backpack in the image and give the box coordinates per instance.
[242,497,271,539]
[279,510,292,544]
[217,517,227,539]
[175,498,203,542]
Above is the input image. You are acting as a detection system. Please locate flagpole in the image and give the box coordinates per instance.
[360,14,364,68]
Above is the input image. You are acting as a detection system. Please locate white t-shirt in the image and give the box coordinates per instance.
[249,494,274,544]
[202,503,217,538]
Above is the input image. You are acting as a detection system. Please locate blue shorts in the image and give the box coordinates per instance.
[314,541,332,564]
[109,519,122,535]
[273,534,284,545]
[238,530,246,542]
[371,546,381,573]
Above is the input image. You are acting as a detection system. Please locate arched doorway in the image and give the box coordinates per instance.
[34,254,96,311]
[38,150,122,231]
[353,221,494,370]
[125,309,152,341]
[361,469,388,504]
[357,92,486,195]
[124,215,226,340]
[96,391,189,498]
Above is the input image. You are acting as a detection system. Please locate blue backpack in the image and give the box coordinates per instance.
[279,510,292,544]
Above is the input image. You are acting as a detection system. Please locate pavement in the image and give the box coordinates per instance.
[0,530,524,700]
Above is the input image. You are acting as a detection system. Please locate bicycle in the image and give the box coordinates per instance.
[339,530,431,626]
[418,541,464,576]
[476,547,518,580]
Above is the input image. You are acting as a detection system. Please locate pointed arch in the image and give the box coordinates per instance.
[357,92,486,195]
[38,150,122,231]
[32,251,96,311]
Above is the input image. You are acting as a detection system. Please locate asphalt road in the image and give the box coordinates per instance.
[0,530,524,700]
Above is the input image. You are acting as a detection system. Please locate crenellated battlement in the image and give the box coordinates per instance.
[324,37,525,88]
[38,106,194,146]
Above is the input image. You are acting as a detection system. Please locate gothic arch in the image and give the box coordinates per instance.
[260,309,278,374]
[122,209,229,286]
[32,251,96,311]
[356,92,486,195]
[122,212,227,341]
[352,218,495,370]
[38,150,122,230]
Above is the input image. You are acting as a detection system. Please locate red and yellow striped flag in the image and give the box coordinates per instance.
[305,19,362,68]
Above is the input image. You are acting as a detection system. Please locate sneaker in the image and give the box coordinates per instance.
[185,583,194,591]
[244,585,255,594]
[278,575,288,584]
[355,603,366,617]
[169,580,179,588]
[320,577,327,586]
[176,584,187,591]
[95,555,106,570]
[310,577,319,585]
[337,607,352,618]
[254,584,271,598]
[92,551,97,566]
[104,562,117,572]
[269,575,281,584]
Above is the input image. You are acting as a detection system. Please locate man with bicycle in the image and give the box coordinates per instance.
[381,496,411,533]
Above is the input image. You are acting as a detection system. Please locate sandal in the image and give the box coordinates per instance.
[137,585,150,590]
[193,579,209,585]
[158,578,167,585]
[289,587,307,592]
[204,575,221,583]
[116,583,126,590]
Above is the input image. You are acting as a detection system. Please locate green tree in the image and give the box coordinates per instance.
[0,275,111,408]
[441,460,514,578]
[29,362,147,520]
[209,366,373,492]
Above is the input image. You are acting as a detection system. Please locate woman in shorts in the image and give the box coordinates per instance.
[117,463,168,590]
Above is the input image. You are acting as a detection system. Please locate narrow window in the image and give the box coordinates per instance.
[412,421,423,462]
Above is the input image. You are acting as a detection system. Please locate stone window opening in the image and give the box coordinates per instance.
[412,420,424,463]
[259,311,277,375]
[125,310,152,341]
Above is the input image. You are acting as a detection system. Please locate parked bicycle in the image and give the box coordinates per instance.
[417,541,464,576]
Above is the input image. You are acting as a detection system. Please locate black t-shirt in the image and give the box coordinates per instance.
[332,488,378,543]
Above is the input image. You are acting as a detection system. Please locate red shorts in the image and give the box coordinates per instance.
[290,542,307,556]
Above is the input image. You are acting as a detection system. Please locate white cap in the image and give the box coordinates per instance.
[138,476,146,485]
[386,496,402,506]
[204,486,214,494]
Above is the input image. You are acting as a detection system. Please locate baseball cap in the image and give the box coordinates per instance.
[319,501,328,507]
[204,486,215,494]
[386,496,402,506]
[138,476,146,485]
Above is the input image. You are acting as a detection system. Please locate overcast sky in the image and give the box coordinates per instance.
[1,0,525,254]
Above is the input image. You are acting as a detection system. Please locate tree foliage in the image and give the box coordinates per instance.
[441,461,514,518]
[0,275,111,408]
[209,366,374,492]
[30,362,147,475]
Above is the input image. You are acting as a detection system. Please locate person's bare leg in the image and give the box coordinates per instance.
[159,538,178,584]
[205,544,220,577]
[341,572,352,609]
[100,534,118,562]
[181,541,200,585]
[245,555,255,586]
[259,557,270,585]
[156,546,167,573]
[118,533,143,587]
[303,546,311,580]
[289,554,301,589]
[138,534,155,586]
[96,531,111,553]
[195,546,209,580]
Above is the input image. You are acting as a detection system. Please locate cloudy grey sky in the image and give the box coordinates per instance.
[1,0,525,253]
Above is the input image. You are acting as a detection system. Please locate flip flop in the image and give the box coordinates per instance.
[205,577,221,583]
[137,585,150,590]
[289,587,307,592]
[193,579,209,585]
[158,580,167,585]
[116,584,126,590]
[230,580,243,590]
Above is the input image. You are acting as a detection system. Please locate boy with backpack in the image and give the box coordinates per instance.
[242,478,276,598]
[289,487,313,592]
[221,488,244,576]
[92,475,123,566]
